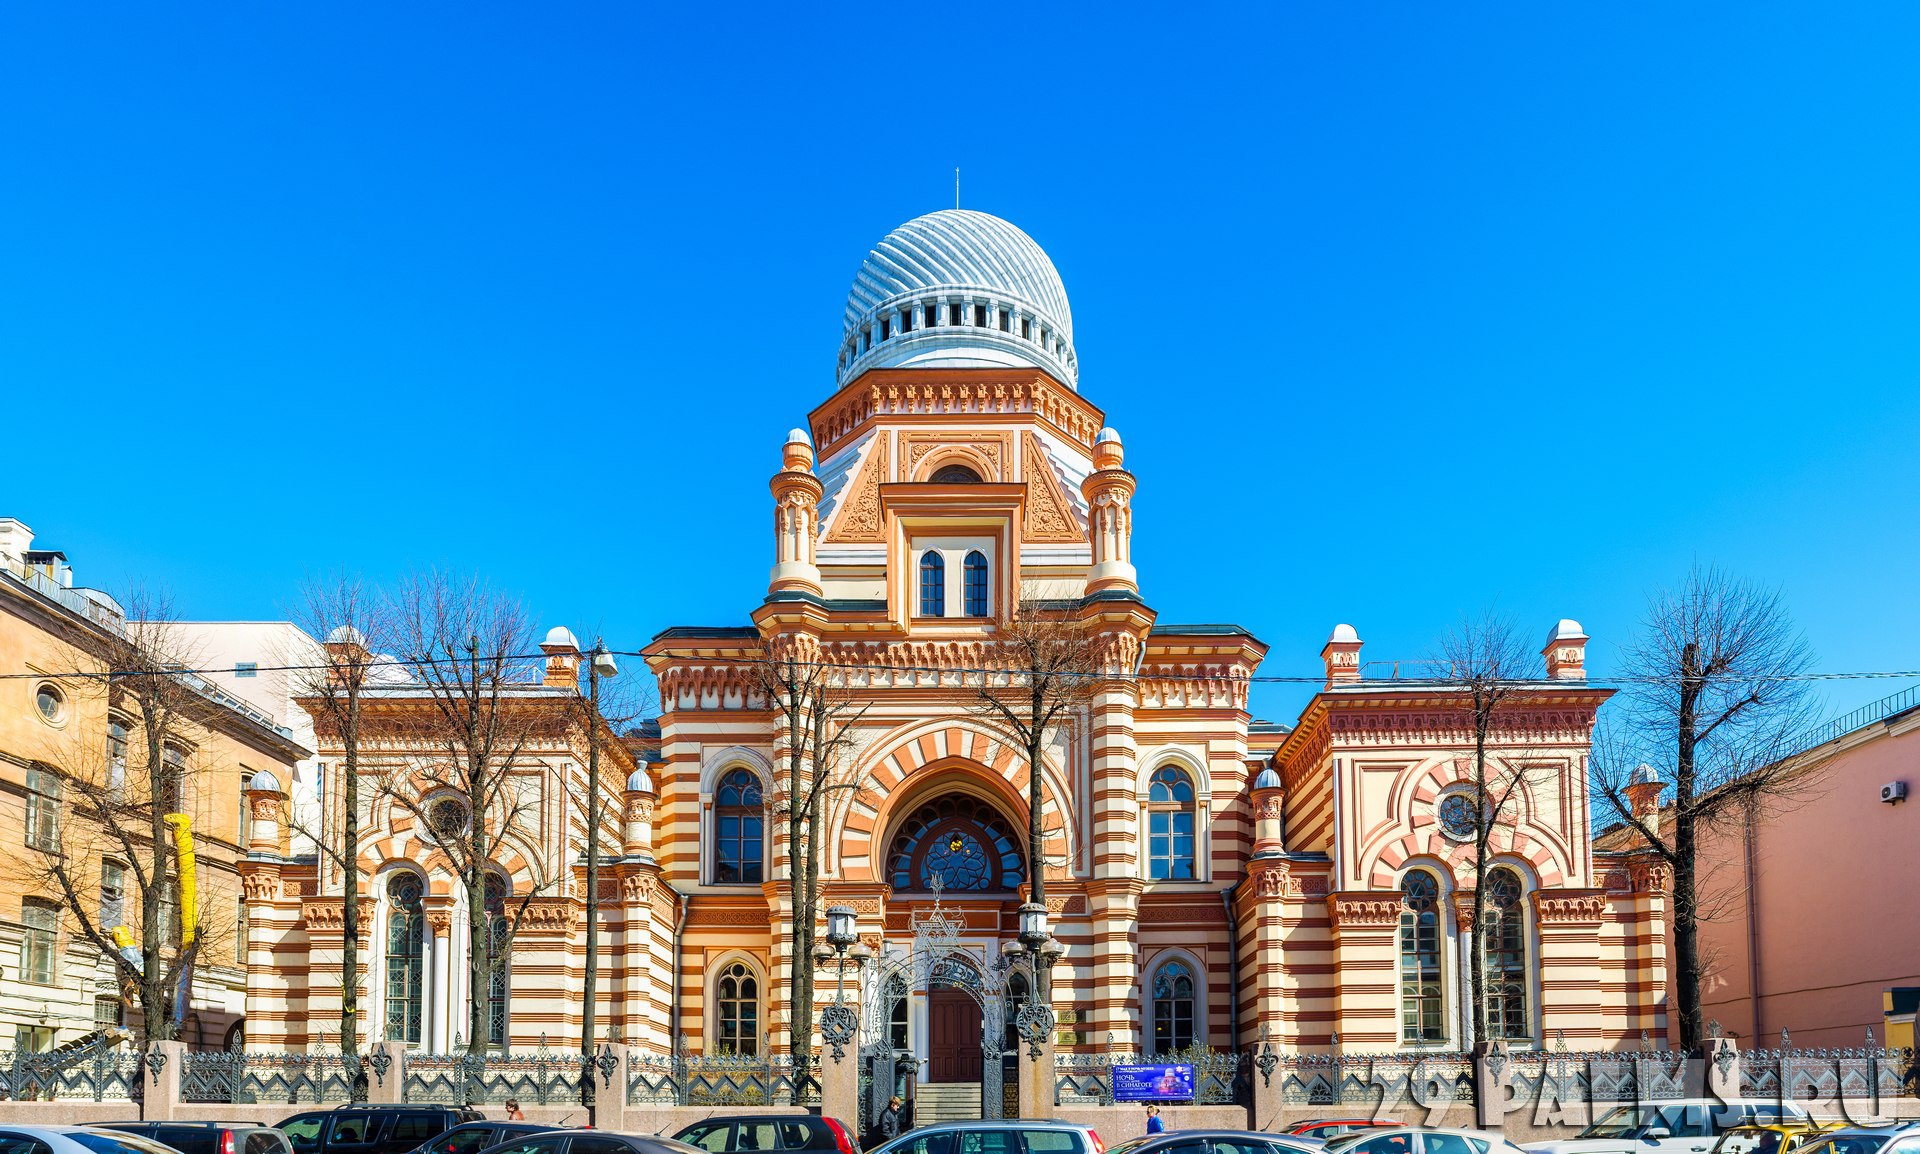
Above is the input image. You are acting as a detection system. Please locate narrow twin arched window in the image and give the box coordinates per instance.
[1147,765,1196,879]
[714,769,765,884]
[484,873,510,1049]
[1482,867,1530,1040]
[919,551,946,617]
[1150,958,1197,1054]
[1399,870,1445,1042]
[385,873,425,1046]
[963,551,988,617]
[715,961,760,1055]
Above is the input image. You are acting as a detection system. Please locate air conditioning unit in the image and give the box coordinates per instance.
[1881,781,1908,804]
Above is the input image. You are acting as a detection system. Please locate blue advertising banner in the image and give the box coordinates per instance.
[1111,1063,1195,1102]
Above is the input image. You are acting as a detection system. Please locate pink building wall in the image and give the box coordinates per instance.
[1692,709,1920,1048]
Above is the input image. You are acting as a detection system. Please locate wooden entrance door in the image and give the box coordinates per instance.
[927,988,982,1082]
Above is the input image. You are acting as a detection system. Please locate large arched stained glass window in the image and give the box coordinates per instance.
[963,551,989,617]
[1399,870,1444,1043]
[919,552,946,617]
[886,795,1024,892]
[1147,765,1197,880]
[1150,958,1198,1054]
[715,961,760,1055]
[1482,867,1530,1041]
[714,769,764,884]
[385,873,425,1046]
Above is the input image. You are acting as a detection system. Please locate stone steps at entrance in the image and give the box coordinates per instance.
[914,1082,983,1124]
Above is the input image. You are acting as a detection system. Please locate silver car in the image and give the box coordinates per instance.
[866,1123,1107,1154]
[0,1128,191,1154]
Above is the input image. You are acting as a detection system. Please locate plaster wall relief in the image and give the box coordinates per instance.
[1019,430,1085,543]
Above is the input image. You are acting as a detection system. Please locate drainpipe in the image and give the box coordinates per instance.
[667,880,690,1048]
[1743,802,1762,1042]
[1220,881,1242,1054]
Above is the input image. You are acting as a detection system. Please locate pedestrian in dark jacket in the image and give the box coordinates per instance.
[880,1096,904,1141]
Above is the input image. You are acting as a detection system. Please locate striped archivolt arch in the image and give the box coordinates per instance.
[1357,758,1570,890]
[832,718,1076,884]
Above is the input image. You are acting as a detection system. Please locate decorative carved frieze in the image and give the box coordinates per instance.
[1139,663,1252,710]
[249,795,281,821]
[240,872,281,901]
[302,898,375,933]
[1533,890,1609,925]
[517,899,582,935]
[825,434,888,543]
[810,374,1102,460]
[903,431,1009,481]
[1326,892,1403,929]
[622,873,657,905]
[1325,707,1598,746]
[625,797,655,822]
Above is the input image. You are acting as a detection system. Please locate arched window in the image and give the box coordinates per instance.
[384,873,425,1046]
[1482,867,1530,1040]
[1150,958,1198,1054]
[930,464,983,484]
[962,551,989,617]
[714,960,760,1055]
[484,874,510,1050]
[886,794,1024,892]
[919,551,946,617]
[1147,765,1197,880]
[714,769,764,884]
[1399,870,1444,1043]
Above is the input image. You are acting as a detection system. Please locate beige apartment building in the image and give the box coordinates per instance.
[0,518,309,1052]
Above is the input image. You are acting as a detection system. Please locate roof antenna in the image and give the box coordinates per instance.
[955,167,960,209]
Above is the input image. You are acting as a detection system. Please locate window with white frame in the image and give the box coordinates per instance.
[20,899,58,984]
[1146,764,1196,880]
[24,766,61,851]
[918,551,946,617]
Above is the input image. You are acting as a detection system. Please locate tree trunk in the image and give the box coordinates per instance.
[143,706,175,1044]
[1026,677,1049,1005]
[582,667,601,1102]
[343,695,363,1093]
[1467,716,1490,1048]
[1673,641,1703,1052]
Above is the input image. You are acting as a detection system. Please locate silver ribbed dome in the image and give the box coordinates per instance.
[838,210,1077,388]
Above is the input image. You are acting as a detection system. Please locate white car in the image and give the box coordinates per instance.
[1324,1126,1531,1154]
[1521,1100,1816,1154]
[0,1127,186,1154]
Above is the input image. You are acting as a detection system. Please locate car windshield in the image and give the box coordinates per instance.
[71,1136,178,1154]
[1797,1138,1893,1154]
[1106,1141,1151,1154]
[1579,1107,1702,1140]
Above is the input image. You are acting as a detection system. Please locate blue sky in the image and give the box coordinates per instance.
[5,4,1918,727]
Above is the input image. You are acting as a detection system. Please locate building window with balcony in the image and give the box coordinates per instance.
[1147,765,1196,880]
[713,769,765,884]
[963,551,989,617]
[714,960,761,1055]
[1149,957,1199,1054]
[919,551,946,617]
[1400,869,1445,1043]
[21,899,58,984]
[384,872,426,1046]
[25,766,62,852]
[1482,867,1531,1041]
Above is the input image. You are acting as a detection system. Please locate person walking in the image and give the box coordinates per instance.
[504,1099,526,1121]
[880,1096,904,1142]
[1145,1105,1164,1134]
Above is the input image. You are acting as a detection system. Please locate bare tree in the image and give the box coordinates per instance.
[969,599,1098,1001]
[754,635,869,1088]
[1593,567,1816,1051]
[381,571,548,1054]
[19,590,225,1044]
[1433,614,1548,1048]
[286,574,382,1089]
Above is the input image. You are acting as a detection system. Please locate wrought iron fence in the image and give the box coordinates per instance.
[626,1045,812,1107]
[1271,1049,1476,1109]
[405,1041,586,1106]
[180,1046,380,1104]
[0,1046,142,1101]
[1053,1038,1240,1106]
[1503,1034,1687,1104]
[1739,1030,1910,1102]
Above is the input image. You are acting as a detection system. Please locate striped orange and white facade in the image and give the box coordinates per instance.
[234,208,1669,1069]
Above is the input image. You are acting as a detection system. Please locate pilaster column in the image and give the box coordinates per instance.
[1532,890,1608,1046]
[1325,892,1402,1048]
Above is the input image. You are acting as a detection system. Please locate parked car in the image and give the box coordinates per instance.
[670,1116,859,1154]
[0,1127,189,1154]
[98,1123,295,1154]
[473,1131,702,1154]
[865,1122,1106,1154]
[278,1107,486,1154]
[1324,1127,1529,1154]
[1107,1130,1327,1154]
[1789,1131,1920,1154]
[1713,1124,1846,1154]
[412,1125,557,1154]
[1288,1122,1401,1141]
[1520,1100,1818,1154]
